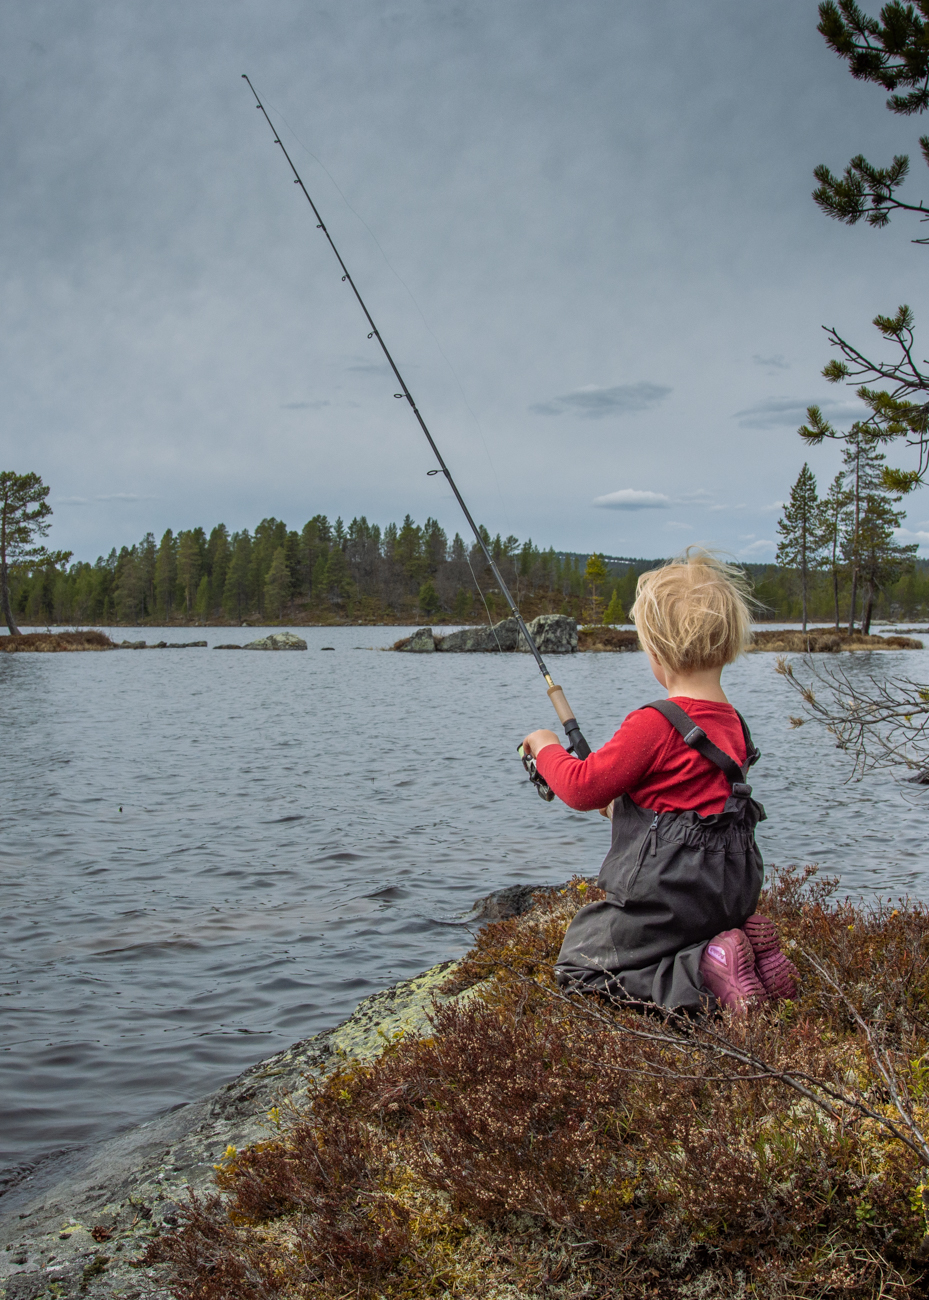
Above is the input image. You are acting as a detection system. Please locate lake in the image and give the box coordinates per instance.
[1,624,927,1191]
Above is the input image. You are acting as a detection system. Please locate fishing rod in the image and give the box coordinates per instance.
[241,75,591,776]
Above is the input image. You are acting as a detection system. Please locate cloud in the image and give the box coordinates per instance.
[531,382,672,419]
[739,538,777,554]
[752,353,790,371]
[733,397,865,430]
[280,400,330,410]
[594,488,671,510]
[594,486,737,512]
[664,520,694,530]
[56,493,157,505]
[96,492,157,501]
[894,527,929,548]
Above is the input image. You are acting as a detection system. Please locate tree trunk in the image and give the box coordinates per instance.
[0,557,20,636]
[862,585,874,636]
[848,568,858,634]
[801,557,808,633]
[832,567,840,630]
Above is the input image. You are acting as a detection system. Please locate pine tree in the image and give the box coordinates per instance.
[310,552,328,603]
[776,464,822,631]
[264,546,290,619]
[114,545,144,623]
[583,553,609,623]
[176,530,201,618]
[207,525,230,614]
[137,532,157,618]
[223,532,252,621]
[0,471,71,635]
[154,530,177,620]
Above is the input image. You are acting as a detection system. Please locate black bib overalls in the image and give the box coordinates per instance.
[554,700,766,1013]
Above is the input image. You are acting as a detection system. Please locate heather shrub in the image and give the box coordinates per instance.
[147,869,929,1298]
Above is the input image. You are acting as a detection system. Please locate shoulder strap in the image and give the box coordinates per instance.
[644,699,759,798]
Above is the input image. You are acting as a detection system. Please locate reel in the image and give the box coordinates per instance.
[517,743,555,801]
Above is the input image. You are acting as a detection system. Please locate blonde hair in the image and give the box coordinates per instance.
[629,548,753,674]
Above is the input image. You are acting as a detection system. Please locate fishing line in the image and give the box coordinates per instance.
[464,549,505,654]
[242,74,590,762]
[259,96,513,537]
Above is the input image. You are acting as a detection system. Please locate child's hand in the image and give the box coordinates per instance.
[598,800,615,820]
[521,729,560,759]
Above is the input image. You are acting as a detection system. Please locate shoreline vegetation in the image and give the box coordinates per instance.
[9,511,929,633]
[1,624,923,654]
[7,870,929,1298]
[139,868,929,1297]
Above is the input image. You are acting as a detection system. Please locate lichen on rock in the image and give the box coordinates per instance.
[242,632,308,651]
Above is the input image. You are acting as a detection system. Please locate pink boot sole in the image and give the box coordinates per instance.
[699,928,766,1010]
[744,914,799,999]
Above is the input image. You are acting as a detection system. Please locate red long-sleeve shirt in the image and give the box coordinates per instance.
[534,697,748,816]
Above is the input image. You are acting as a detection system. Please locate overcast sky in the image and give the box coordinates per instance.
[3,0,929,562]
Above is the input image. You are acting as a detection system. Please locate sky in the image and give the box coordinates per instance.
[2,0,929,563]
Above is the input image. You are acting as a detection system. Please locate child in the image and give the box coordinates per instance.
[521,549,798,1014]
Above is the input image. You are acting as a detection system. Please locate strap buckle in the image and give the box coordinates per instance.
[731,782,753,799]
[682,726,706,747]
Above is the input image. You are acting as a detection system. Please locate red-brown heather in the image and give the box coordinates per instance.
[145,870,929,1298]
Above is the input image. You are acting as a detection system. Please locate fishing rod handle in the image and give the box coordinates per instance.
[546,683,592,760]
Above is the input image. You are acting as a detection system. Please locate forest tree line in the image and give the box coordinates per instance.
[7,514,646,627]
[7,505,929,627]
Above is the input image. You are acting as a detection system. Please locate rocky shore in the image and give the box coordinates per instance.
[0,885,541,1300]
[0,964,469,1299]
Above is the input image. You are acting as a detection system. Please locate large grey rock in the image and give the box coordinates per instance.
[401,627,437,652]
[242,632,307,651]
[436,618,520,652]
[517,614,578,655]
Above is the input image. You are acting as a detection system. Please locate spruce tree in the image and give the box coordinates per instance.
[194,574,211,622]
[418,579,441,616]
[603,588,625,625]
[154,530,177,620]
[841,436,917,632]
[776,464,822,631]
[0,471,71,635]
[264,546,290,619]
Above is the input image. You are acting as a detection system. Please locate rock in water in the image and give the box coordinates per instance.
[243,632,308,651]
[403,627,437,653]
[436,618,520,652]
[517,614,578,655]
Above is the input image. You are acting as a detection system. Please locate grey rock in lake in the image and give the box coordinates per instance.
[436,617,520,652]
[431,615,577,654]
[402,627,437,653]
[242,632,308,651]
[516,614,577,655]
